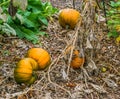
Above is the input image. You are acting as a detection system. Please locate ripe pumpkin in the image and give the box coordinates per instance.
[59,8,81,29]
[14,58,38,84]
[27,48,51,70]
[70,50,85,69]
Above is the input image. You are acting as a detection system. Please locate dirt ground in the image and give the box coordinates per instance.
[0,0,120,99]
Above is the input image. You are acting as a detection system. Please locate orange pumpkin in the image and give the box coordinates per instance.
[27,48,51,70]
[70,50,85,69]
[59,8,81,29]
[14,58,38,85]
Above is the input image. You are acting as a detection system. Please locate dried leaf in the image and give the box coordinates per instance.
[96,42,101,49]
[83,89,93,94]
[40,93,52,99]
[97,15,105,23]
[103,78,118,88]
[80,48,85,57]
[86,59,99,76]
[6,92,23,98]
[90,33,95,41]
[0,14,7,22]
[61,69,68,80]
[74,84,84,91]
[17,95,27,99]
[88,59,97,70]
[0,7,7,22]
[90,83,107,93]
[91,0,98,7]
[13,0,28,11]
[86,38,93,49]
[71,92,83,99]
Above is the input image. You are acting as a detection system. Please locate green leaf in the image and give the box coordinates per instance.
[0,0,58,43]
[107,30,119,38]
[7,15,14,24]
[0,19,3,24]
[20,27,39,44]
[23,17,36,28]
[27,0,42,12]
[1,23,16,36]
[41,2,58,17]
[108,19,120,25]
[16,13,36,28]
[16,13,24,24]
[24,12,41,28]
[7,23,24,38]
[9,24,39,44]
[38,16,48,26]
[37,31,47,36]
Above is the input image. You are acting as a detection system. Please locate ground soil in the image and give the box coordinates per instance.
[0,0,120,99]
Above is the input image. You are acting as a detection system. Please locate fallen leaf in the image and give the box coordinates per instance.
[13,0,27,11]
[40,93,52,99]
[97,15,105,23]
[103,78,118,88]
[61,69,68,80]
[83,89,93,94]
[86,38,93,49]
[90,83,107,93]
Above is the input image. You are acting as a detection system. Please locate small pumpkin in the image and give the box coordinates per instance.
[27,48,51,70]
[70,50,85,69]
[59,8,81,29]
[14,58,38,85]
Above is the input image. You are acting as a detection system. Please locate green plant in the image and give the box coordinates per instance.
[0,0,58,43]
[107,0,120,38]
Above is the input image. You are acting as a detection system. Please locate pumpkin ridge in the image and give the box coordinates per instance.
[59,8,81,29]
[14,58,38,85]
[27,48,51,70]
[37,55,51,69]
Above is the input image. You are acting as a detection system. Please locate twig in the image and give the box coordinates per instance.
[83,67,94,99]
[0,69,13,85]
[48,46,69,72]
[0,77,9,85]
[47,59,72,97]
[9,75,45,98]
[66,17,82,77]
[45,45,73,97]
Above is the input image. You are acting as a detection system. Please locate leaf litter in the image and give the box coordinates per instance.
[0,0,120,99]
